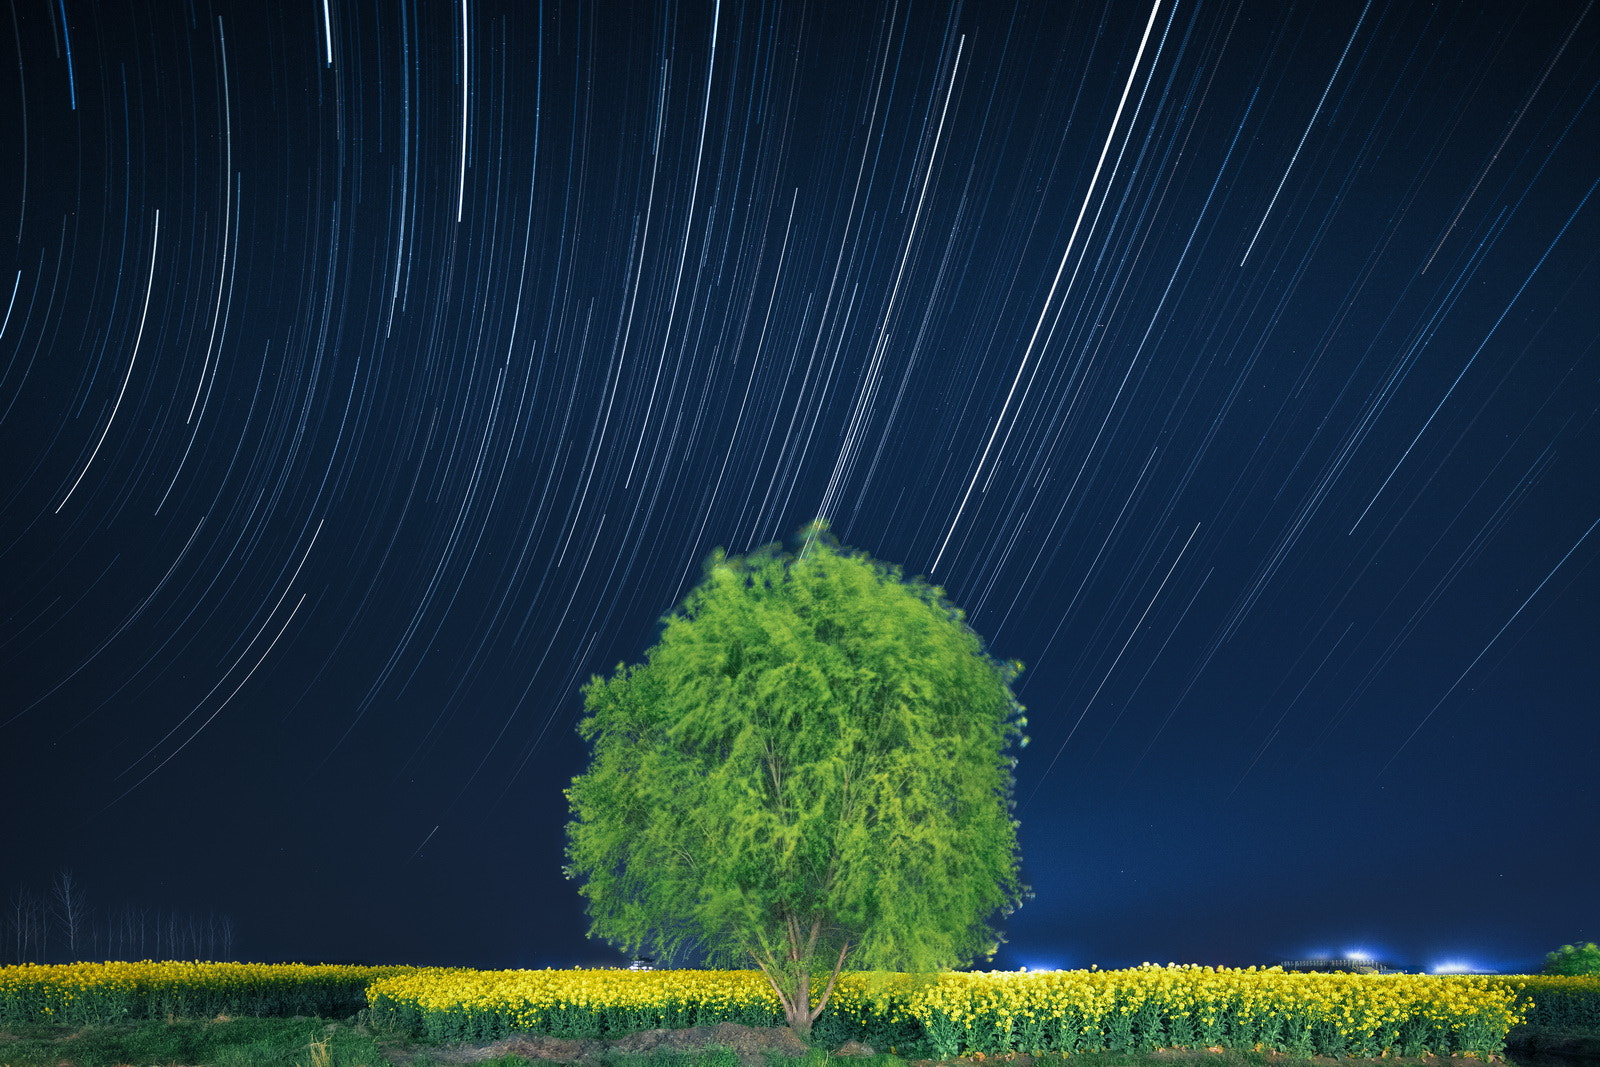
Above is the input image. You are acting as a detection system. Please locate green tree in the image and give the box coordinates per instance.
[565,521,1027,1036]
[1543,941,1600,975]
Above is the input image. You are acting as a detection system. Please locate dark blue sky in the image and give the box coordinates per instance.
[2,0,1595,976]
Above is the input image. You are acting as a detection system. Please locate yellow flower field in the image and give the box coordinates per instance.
[1489,974,1600,1032]
[0,960,411,1025]
[365,967,784,1042]
[6,960,1588,1058]
[364,964,1536,1056]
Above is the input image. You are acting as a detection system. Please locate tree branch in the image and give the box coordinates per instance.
[747,947,793,1014]
[808,939,852,1023]
[767,747,784,813]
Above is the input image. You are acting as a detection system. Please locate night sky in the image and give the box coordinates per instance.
[2,0,1596,977]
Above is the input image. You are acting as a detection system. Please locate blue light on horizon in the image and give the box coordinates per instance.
[1430,959,1490,975]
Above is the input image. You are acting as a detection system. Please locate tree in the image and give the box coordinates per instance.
[51,870,87,962]
[566,521,1027,1036]
[1543,941,1600,975]
[8,887,43,964]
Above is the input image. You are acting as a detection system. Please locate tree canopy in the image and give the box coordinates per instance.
[565,522,1027,1034]
[1543,941,1600,976]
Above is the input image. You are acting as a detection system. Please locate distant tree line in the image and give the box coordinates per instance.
[6,871,237,964]
[1544,941,1600,976]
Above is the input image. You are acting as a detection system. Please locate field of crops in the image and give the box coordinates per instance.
[4,960,1595,1061]
[364,965,1544,1057]
[1502,974,1600,1033]
[0,960,412,1025]
[365,967,783,1041]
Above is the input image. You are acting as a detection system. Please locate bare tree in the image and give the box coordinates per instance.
[120,905,139,959]
[7,887,21,963]
[52,870,89,961]
[31,891,48,962]
[8,886,32,963]
[106,906,135,960]
[4,880,239,963]
[9,886,49,963]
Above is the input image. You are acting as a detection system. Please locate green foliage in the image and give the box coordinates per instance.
[0,1017,386,1067]
[1544,942,1600,976]
[1500,974,1600,1033]
[565,522,1027,1033]
[367,965,1532,1057]
[811,997,929,1056]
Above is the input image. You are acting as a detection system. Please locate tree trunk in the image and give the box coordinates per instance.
[752,939,851,1040]
[788,970,812,1036]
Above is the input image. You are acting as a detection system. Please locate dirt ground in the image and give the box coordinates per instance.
[378,1020,821,1066]
[376,1023,1538,1067]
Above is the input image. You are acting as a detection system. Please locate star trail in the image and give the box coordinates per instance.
[2,0,1596,973]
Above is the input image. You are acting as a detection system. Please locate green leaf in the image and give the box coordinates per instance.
[565,522,1027,1032]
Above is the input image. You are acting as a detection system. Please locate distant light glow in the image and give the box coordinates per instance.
[1431,960,1486,975]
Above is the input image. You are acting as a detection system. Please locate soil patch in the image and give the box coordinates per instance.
[378,1029,1542,1067]
[381,1021,814,1066]
[1506,1027,1600,1059]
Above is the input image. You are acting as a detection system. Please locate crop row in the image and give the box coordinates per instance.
[4,961,1594,1059]
[365,966,1543,1057]
[365,967,783,1041]
[0,960,412,1025]
[1508,974,1600,1032]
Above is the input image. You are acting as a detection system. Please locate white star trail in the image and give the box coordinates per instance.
[932,0,1165,572]
[55,210,158,513]
[1238,0,1372,266]
[2,0,1594,970]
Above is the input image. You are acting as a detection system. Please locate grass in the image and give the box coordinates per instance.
[398,1048,893,1067]
[0,1020,1573,1067]
[0,1020,887,1067]
[0,1016,386,1067]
